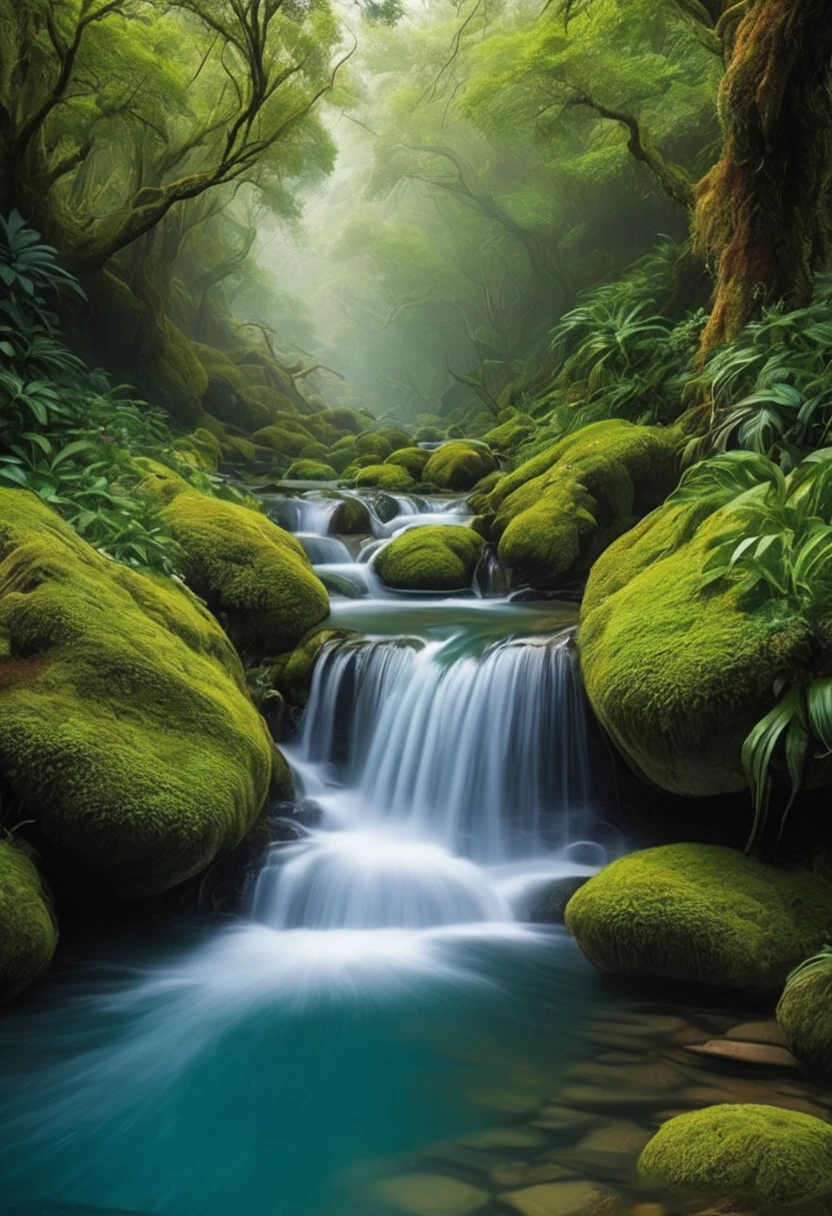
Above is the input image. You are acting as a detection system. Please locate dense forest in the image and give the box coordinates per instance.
[4,1,832,1213]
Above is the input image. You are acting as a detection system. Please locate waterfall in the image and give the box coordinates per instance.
[266,493,341,535]
[252,629,607,932]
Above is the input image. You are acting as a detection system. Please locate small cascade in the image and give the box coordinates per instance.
[267,493,341,536]
[296,534,353,564]
[296,631,599,862]
[373,496,472,538]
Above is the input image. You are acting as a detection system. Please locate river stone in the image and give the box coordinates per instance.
[462,1127,545,1149]
[573,1123,653,1158]
[491,1162,576,1187]
[500,1179,617,1216]
[686,1039,798,1067]
[375,1172,489,1216]
[530,875,590,924]
[726,1019,786,1045]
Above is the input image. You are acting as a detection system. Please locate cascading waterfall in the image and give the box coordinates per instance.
[252,629,607,932]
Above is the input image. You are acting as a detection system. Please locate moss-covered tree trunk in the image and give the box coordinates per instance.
[695,0,832,353]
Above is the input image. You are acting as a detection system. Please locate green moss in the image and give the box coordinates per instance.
[0,841,57,1001]
[145,482,329,656]
[284,460,338,481]
[487,420,680,590]
[565,844,832,992]
[299,441,330,462]
[777,957,832,1081]
[194,344,278,433]
[332,435,357,452]
[423,443,497,492]
[638,1105,832,1206]
[270,628,352,708]
[375,525,485,592]
[385,447,430,478]
[310,407,368,435]
[415,427,444,443]
[326,447,358,474]
[251,426,310,458]
[577,494,810,795]
[355,432,393,460]
[171,427,223,472]
[355,464,415,492]
[0,489,273,897]
[484,417,534,450]
[222,435,257,464]
[330,496,372,534]
[377,428,413,452]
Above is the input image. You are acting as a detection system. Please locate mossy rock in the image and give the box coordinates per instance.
[415,426,444,443]
[251,426,311,459]
[377,428,413,453]
[355,432,393,461]
[777,956,832,1081]
[355,464,415,492]
[484,417,534,450]
[486,420,680,589]
[171,427,223,472]
[138,477,330,657]
[0,841,57,1001]
[385,447,430,478]
[577,482,819,796]
[299,441,330,463]
[330,496,372,534]
[270,628,353,708]
[194,344,277,433]
[284,460,337,482]
[310,407,368,435]
[423,442,497,491]
[0,489,273,897]
[564,844,832,993]
[221,435,257,464]
[326,447,358,474]
[331,434,357,452]
[638,1105,832,1206]
[469,470,505,514]
[375,526,485,592]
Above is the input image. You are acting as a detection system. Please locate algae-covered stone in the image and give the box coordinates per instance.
[355,432,393,461]
[415,426,444,443]
[0,841,57,1000]
[330,495,372,534]
[577,483,815,796]
[284,459,337,481]
[377,428,414,453]
[376,526,484,592]
[486,420,680,589]
[386,447,430,478]
[138,473,329,656]
[423,442,497,491]
[638,1104,832,1206]
[251,425,311,458]
[777,952,832,1081]
[484,416,534,451]
[355,464,415,492]
[564,844,832,992]
[0,489,273,896]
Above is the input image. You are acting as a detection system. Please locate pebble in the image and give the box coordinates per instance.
[491,1161,576,1187]
[500,1179,617,1216]
[461,1126,545,1149]
[685,1038,798,1068]
[375,1172,489,1216]
[531,1106,601,1132]
[725,1020,787,1045]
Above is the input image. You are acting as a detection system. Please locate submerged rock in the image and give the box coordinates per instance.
[137,463,329,657]
[564,844,832,993]
[0,489,273,897]
[0,841,57,1001]
[485,420,679,589]
[638,1104,832,1206]
[375,1172,489,1216]
[375,525,485,592]
[423,442,497,491]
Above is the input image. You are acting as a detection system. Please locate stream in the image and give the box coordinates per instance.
[0,488,703,1216]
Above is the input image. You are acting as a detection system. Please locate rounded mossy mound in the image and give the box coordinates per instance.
[354,464,415,492]
[251,425,311,458]
[415,426,444,443]
[777,953,832,1081]
[330,496,372,534]
[375,526,485,592]
[0,489,274,897]
[0,842,57,1001]
[577,484,819,797]
[484,416,534,451]
[377,428,413,453]
[385,447,430,478]
[423,442,497,491]
[564,844,832,992]
[485,420,680,589]
[138,475,330,656]
[284,459,337,481]
[638,1105,832,1206]
[355,432,393,461]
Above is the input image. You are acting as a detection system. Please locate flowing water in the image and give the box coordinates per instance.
[0,485,624,1216]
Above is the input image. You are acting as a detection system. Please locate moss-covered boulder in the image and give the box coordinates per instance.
[137,473,329,656]
[564,844,832,993]
[386,447,430,478]
[484,416,534,450]
[638,1105,832,1206]
[577,480,817,796]
[485,421,680,589]
[375,526,485,592]
[415,426,444,443]
[284,460,337,482]
[377,428,413,453]
[423,442,497,491]
[0,489,273,897]
[330,496,372,534]
[355,432,393,461]
[251,425,311,458]
[355,464,415,492]
[0,842,57,1000]
[171,427,223,472]
[777,953,832,1081]
[194,344,288,433]
[299,441,330,463]
[269,628,352,708]
[310,407,368,435]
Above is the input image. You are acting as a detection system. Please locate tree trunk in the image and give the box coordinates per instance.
[694,0,832,353]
